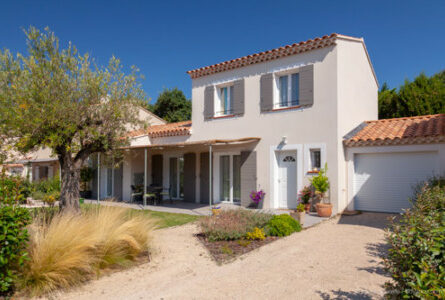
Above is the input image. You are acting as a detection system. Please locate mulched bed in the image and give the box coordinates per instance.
[196,234,280,264]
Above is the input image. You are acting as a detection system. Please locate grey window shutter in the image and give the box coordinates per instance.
[183,153,196,202]
[232,79,245,115]
[204,85,215,120]
[260,73,274,112]
[200,152,210,204]
[299,64,314,107]
[240,151,257,207]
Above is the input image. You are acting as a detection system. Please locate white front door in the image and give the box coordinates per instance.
[278,151,297,208]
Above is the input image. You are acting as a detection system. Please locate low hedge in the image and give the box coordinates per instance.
[265,214,301,237]
[384,184,445,299]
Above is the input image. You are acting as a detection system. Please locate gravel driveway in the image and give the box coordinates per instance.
[54,213,393,300]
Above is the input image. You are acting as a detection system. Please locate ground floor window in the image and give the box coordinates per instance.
[219,154,241,203]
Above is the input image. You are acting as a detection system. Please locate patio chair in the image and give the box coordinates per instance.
[144,192,156,205]
[130,185,143,203]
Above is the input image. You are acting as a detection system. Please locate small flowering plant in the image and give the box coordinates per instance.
[249,190,265,205]
[299,186,312,204]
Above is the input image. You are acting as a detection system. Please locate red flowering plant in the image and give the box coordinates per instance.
[249,190,265,207]
[298,186,312,204]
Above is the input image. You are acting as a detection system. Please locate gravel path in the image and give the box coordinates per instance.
[52,213,392,300]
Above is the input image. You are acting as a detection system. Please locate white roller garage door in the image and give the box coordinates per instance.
[353,152,438,213]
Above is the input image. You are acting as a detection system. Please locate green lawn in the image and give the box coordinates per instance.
[141,210,202,229]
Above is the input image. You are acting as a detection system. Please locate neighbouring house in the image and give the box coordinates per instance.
[114,33,443,213]
[1,106,166,184]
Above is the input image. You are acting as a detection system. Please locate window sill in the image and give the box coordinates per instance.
[307,170,320,175]
[271,105,302,112]
[212,114,236,120]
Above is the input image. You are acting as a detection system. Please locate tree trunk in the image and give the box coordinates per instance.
[59,154,82,212]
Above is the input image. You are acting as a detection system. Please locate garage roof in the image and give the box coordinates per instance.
[344,114,445,147]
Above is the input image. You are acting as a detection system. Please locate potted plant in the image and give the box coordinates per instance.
[310,164,332,217]
[291,203,306,225]
[80,166,94,198]
[249,190,265,208]
[299,185,312,213]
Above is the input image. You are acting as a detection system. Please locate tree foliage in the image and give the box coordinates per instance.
[378,71,445,119]
[0,27,145,211]
[152,88,191,122]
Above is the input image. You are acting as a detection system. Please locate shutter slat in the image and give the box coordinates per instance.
[260,73,274,112]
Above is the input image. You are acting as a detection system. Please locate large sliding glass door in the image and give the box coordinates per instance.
[219,154,241,203]
[169,157,184,199]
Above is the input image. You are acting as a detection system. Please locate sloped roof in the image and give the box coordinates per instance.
[186,33,376,83]
[344,114,445,147]
[128,121,192,138]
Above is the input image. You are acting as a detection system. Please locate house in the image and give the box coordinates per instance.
[116,33,444,213]
[1,106,166,183]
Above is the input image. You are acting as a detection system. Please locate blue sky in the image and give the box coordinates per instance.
[1,0,444,102]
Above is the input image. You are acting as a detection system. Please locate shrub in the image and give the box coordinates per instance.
[33,176,60,195]
[31,191,46,201]
[199,209,273,241]
[310,164,330,200]
[265,214,302,237]
[384,185,445,299]
[21,206,156,296]
[0,172,31,296]
[246,227,266,241]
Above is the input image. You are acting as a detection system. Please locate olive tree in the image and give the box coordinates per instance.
[0,27,145,211]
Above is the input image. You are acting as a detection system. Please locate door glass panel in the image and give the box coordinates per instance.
[279,75,288,107]
[220,155,230,201]
[179,157,184,199]
[169,157,178,198]
[233,155,241,202]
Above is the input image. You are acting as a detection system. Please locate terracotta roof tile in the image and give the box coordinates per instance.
[344,114,445,147]
[128,121,192,138]
[187,33,342,79]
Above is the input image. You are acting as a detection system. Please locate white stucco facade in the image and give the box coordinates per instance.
[184,37,377,212]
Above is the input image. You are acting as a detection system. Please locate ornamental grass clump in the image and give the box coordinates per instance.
[21,206,156,296]
[199,209,272,241]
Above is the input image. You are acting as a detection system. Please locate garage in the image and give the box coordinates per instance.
[353,152,438,212]
[345,114,445,213]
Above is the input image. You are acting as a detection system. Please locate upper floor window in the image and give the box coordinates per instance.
[277,73,299,108]
[216,85,234,116]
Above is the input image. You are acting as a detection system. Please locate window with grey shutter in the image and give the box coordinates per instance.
[232,79,245,116]
[183,153,196,202]
[204,85,215,120]
[260,73,274,112]
[298,64,314,107]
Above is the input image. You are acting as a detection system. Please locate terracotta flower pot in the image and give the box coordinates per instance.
[304,203,311,213]
[316,203,332,217]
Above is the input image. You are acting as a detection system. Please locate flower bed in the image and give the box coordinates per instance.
[198,210,301,263]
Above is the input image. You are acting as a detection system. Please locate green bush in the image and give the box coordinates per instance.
[34,176,60,194]
[199,209,273,241]
[0,172,31,295]
[31,191,46,201]
[384,185,445,299]
[265,214,302,237]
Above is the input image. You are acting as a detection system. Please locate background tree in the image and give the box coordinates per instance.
[152,88,191,122]
[378,70,445,119]
[0,27,145,211]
